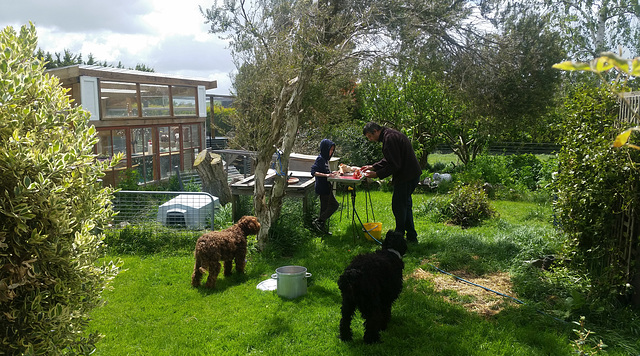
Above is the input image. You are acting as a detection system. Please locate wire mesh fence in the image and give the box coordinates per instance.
[111,191,219,232]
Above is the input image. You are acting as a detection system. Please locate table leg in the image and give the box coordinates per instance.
[231,194,240,222]
[366,187,376,222]
[350,186,357,243]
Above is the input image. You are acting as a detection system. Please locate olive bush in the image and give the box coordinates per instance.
[0,24,120,354]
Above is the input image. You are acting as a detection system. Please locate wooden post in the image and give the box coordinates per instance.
[231,194,240,222]
[193,150,232,206]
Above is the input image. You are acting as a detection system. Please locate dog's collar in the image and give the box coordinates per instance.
[387,249,402,260]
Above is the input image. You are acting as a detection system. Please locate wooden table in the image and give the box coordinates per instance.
[229,170,316,221]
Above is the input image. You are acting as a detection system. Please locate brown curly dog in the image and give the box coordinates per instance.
[191,216,261,288]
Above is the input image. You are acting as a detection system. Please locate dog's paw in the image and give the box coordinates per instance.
[363,333,381,344]
[339,328,353,342]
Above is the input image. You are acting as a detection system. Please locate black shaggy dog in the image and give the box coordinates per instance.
[191,216,261,289]
[338,230,408,344]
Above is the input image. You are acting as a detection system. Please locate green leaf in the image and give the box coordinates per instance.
[592,56,614,72]
[552,61,592,72]
[598,52,629,73]
[613,127,640,148]
[631,58,640,77]
[613,129,632,147]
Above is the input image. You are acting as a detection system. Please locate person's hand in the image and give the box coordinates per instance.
[364,170,377,178]
[361,165,372,172]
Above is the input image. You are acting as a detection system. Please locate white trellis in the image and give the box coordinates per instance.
[615,91,640,304]
[619,91,640,125]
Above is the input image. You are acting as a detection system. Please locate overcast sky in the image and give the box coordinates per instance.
[0,0,235,94]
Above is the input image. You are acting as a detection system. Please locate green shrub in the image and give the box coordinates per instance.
[428,161,448,173]
[214,203,233,231]
[264,198,313,257]
[446,184,496,228]
[455,153,557,200]
[506,154,542,191]
[460,154,512,186]
[104,224,200,255]
[416,194,451,223]
[0,24,120,354]
[117,168,142,190]
[331,124,382,167]
[167,174,183,191]
[554,85,640,301]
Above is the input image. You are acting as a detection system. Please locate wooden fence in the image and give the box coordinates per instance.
[434,142,559,155]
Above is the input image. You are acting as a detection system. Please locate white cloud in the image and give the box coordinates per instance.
[0,0,235,94]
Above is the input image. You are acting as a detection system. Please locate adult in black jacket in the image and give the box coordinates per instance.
[361,122,421,243]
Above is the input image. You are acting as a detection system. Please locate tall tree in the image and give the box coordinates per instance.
[359,7,566,164]
[379,0,492,73]
[358,68,452,167]
[37,48,155,72]
[202,0,372,248]
[449,14,566,142]
[482,0,640,60]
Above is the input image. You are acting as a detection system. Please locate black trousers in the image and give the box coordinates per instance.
[318,190,339,222]
[392,177,419,239]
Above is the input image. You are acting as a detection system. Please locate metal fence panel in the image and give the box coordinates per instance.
[111,191,218,231]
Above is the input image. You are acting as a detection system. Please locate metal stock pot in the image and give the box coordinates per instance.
[271,266,312,299]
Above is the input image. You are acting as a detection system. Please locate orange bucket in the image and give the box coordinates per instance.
[362,222,382,241]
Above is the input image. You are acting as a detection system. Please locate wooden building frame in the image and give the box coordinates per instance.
[47,65,217,186]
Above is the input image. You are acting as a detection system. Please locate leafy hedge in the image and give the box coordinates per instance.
[0,24,120,354]
[554,85,640,302]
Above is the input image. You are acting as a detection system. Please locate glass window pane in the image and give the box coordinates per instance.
[159,126,170,153]
[159,152,180,179]
[143,127,153,155]
[170,126,180,152]
[160,154,171,179]
[131,127,153,156]
[184,149,194,170]
[132,155,153,184]
[96,130,112,159]
[191,124,201,148]
[113,129,126,155]
[172,86,196,117]
[143,155,154,182]
[131,128,144,156]
[141,84,170,117]
[171,153,180,173]
[182,125,192,149]
[101,81,138,118]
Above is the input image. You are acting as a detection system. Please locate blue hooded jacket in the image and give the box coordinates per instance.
[310,139,335,195]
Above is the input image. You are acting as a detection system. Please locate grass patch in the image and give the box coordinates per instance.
[89,191,639,355]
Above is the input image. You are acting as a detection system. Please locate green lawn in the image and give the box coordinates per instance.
[87,190,638,355]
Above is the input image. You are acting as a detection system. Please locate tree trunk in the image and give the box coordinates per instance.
[193,150,232,206]
[254,75,306,250]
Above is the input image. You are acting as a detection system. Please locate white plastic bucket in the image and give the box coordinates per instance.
[271,266,312,299]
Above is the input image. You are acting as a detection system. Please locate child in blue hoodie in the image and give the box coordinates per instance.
[310,139,339,235]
